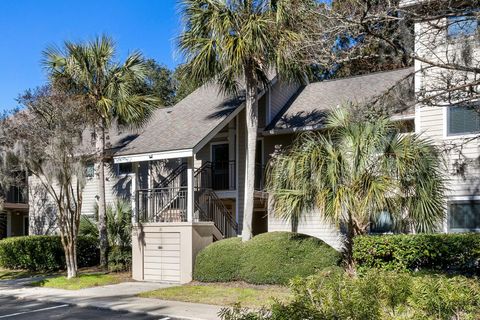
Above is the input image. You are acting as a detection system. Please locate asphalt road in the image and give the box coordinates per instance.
[0,296,175,320]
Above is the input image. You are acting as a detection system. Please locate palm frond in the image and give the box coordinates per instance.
[267,105,446,237]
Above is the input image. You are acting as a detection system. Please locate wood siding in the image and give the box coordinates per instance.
[268,211,344,251]
[415,17,480,231]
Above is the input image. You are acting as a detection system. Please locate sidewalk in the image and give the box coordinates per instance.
[0,279,222,320]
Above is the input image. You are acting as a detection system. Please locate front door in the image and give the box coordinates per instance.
[212,143,229,190]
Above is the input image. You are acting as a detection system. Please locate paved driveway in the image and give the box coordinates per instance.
[0,296,176,319]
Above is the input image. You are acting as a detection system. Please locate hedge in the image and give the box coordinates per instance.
[194,232,341,285]
[194,237,243,282]
[353,233,480,275]
[0,235,99,271]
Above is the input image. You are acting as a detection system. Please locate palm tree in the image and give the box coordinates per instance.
[178,0,317,241]
[266,107,446,270]
[43,36,158,267]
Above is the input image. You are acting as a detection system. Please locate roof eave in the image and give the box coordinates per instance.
[114,148,194,163]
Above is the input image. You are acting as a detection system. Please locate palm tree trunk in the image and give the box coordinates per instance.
[241,67,258,242]
[345,211,356,274]
[96,127,109,268]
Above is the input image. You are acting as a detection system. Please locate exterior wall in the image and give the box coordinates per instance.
[414,16,480,232]
[268,211,344,251]
[28,161,144,235]
[82,162,132,216]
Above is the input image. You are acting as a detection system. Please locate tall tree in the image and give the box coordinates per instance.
[325,0,413,78]
[172,65,198,103]
[43,36,159,267]
[135,59,176,106]
[0,87,90,278]
[178,0,317,241]
[267,107,446,270]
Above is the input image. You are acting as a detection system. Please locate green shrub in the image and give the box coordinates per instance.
[108,246,132,272]
[194,232,341,284]
[409,275,480,320]
[79,215,98,238]
[353,233,480,275]
[0,235,99,271]
[220,270,480,320]
[291,269,382,320]
[194,237,243,282]
[239,232,342,285]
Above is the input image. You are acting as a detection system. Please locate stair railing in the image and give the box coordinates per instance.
[137,186,187,223]
[136,161,238,238]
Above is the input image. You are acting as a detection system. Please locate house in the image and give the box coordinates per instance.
[21,0,478,283]
[111,67,414,283]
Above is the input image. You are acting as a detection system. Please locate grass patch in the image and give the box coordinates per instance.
[30,272,130,290]
[0,268,51,280]
[139,282,291,308]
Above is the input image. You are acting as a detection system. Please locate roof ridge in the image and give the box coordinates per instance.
[308,67,414,86]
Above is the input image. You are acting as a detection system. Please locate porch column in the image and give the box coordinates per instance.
[228,121,236,190]
[131,162,139,224]
[6,212,11,237]
[186,157,194,222]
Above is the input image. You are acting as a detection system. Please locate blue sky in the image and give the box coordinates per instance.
[0,0,180,111]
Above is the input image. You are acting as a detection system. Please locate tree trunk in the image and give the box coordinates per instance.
[60,227,78,279]
[241,67,258,242]
[344,211,356,274]
[96,127,109,269]
[65,240,78,279]
[291,217,299,233]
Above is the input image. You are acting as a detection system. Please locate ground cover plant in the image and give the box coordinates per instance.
[220,269,480,320]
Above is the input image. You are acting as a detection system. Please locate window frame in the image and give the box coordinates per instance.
[446,14,479,40]
[117,162,133,176]
[85,162,95,179]
[448,199,480,232]
[445,104,480,138]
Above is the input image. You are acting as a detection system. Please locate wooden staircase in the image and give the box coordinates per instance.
[136,163,238,238]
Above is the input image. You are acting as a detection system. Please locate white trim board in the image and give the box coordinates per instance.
[114,149,194,163]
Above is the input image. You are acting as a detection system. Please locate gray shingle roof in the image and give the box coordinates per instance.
[266,67,414,133]
[114,84,245,157]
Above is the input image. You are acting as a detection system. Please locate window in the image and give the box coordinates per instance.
[394,119,415,133]
[447,15,478,39]
[85,163,95,178]
[449,201,480,231]
[370,211,394,234]
[447,105,480,136]
[117,163,133,175]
